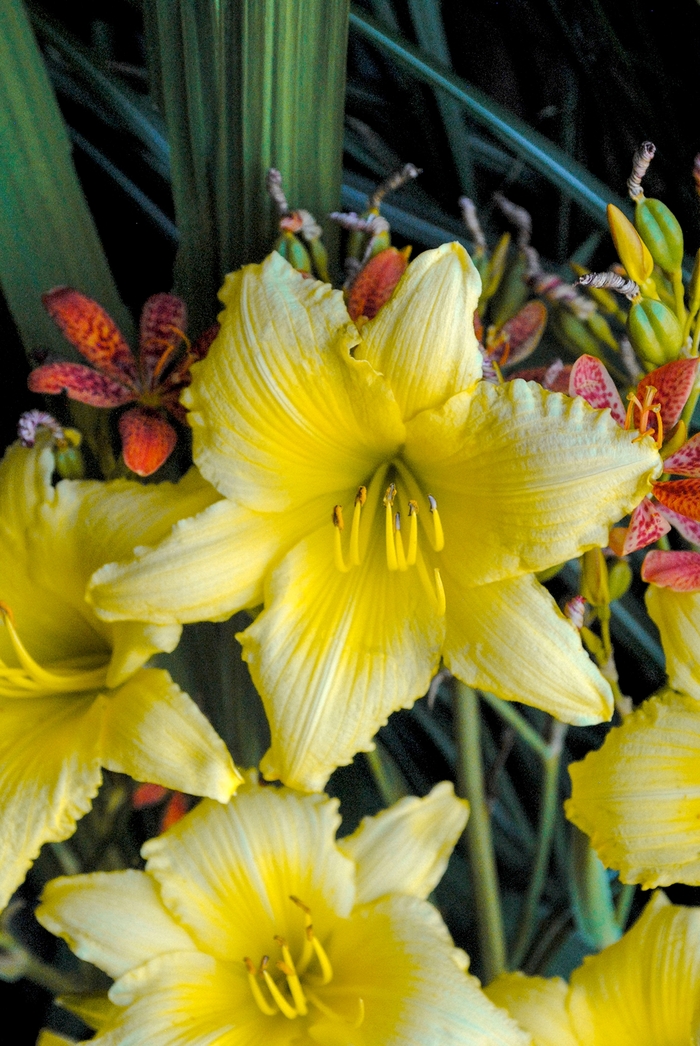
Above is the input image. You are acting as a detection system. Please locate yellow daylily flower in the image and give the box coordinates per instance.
[0,438,241,912]
[567,583,700,887]
[88,246,660,791]
[36,776,530,1046]
[486,892,700,1045]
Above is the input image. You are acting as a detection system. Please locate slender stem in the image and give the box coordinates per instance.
[671,269,687,326]
[479,691,549,759]
[365,742,408,807]
[615,882,636,930]
[509,722,567,969]
[452,681,506,983]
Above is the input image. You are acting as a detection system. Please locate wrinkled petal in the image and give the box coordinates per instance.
[100,668,241,802]
[139,293,187,389]
[567,691,700,888]
[621,498,670,554]
[119,407,178,477]
[442,572,612,725]
[485,973,577,1046]
[568,354,626,425]
[321,895,529,1046]
[637,357,699,432]
[567,893,700,1044]
[183,251,404,511]
[0,692,104,911]
[338,781,468,904]
[653,477,700,521]
[356,242,483,421]
[663,431,700,476]
[28,362,134,407]
[43,287,138,388]
[107,620,181,689]
[646,583,700,697]
[37,869,197,979]
[142,783,355,962]
[240,487,445,791]
[642,549,700,592]
[406,380,660,587]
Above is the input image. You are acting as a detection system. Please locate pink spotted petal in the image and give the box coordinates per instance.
[568,354,626,425]
[642,549,700,591]
[655,503,700,545]
[621,497,671,554]
[119,406,177,477]
[42,287,138,388]
[653,478,700,522]
[28,362,135,407]
[139,293,188,390]
[637,357,699,431]
[501,300,548,366]
[663,432,700,476]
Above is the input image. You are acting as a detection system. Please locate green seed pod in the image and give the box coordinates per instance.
[551,310,606,360]
[627,297,683,367]
[586,311,619,351]
[308,237,330,283]
[607,559,633,603]
[635,198,684,274]
[275,231,311,272]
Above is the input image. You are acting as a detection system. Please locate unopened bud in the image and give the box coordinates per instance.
[607,204,654,285]
[564,595,586,630]
[580,547,609,607]
[607,559,633,602]
[275,231,311,273]
[628,297,683,367]
[635,198,684,274]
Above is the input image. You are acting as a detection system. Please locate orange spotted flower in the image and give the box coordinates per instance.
[29,289,218,476]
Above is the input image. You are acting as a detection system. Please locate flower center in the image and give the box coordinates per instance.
[243,896,364,1029]
[625,384,663,448]
[0,601,110,699]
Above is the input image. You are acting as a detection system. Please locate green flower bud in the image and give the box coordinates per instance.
[586,311,619,351]
[627,297,683,367]
[607,559,633,602]
[552,310,606,360]
[275,231,311,272]
[635,198,684,274]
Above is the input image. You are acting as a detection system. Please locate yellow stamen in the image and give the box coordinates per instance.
[416,556,447,616]
[333,506,351,573]
[350,486,366,566]
[428,495,445,551]
[353,999,366,1028]
[261,957,298,1019]
[290,896,314,973]
[274,936,308,1015]
[244,957,278,1016]
[434,567,446,616]
[394,512,408,571]
[406,500,419,566]
[383,484,398,571]
[305,993,366,1029]
[307,928,334,986]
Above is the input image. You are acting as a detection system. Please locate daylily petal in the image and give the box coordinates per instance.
[406,380,660,587]
[338,781,468,904]
[240,503,445,792]
[183,251,404,511]
[107,621,181,688]
[139,293,187,389]
[568,354,626,425]
[652,477,700,521]
[621,498,670,554]
[442,572,612,725]
[37,869,197,979]
[322,894,529,1046]
[43,287,138,388]
[100,668,241,802]
[119,406,178,477]
[642,549,700,592]
[0,692,104,911]
[637,357,699,432]
[567,893,700,1044]
[656,503,700,544]
[37,1032,74,1046]
[355,242,483,421]
[28,362,134,407]
[567,691,700,887]
[142,785,355,962]
[663,431,700,476]
[53,993,118,1032]
[485,973,577,1046]
[646,582,700,697]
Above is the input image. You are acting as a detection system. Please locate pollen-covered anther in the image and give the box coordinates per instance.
[428,494,445,551]
[625,385,664,448]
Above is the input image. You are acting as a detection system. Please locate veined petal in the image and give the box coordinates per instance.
[406,380,660,587]
[355,242,483,421]
[637,357,699,432]
[321,895,529,1046]
[107,621,181,688]
[240,501,445,792]
[88,493,331,625]
[28,362,135,407]
[119,407,177,477]
[663,431,700,476]
[338,782,468,904]
[142,784,355,962]
[0,692,104,911]
[646,584,700,699]
[43,288,138,388]
[566,691,700,888]
[485,973,577,1046]
[568,354,626,425]
[139,293,187,389]
[37,870,197,979]
[567,893,700,1045]
[442,572,612,725]
[100,668,240,802]
[642,549,700,591]
[183,251,404,511]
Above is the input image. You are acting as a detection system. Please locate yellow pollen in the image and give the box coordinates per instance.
[394,512,408,571]
[407,501,418,566]
[244,957,278,1016]
[332,506,351,573]
[428,495,445,551]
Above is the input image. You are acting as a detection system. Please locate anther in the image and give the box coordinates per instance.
[428,495,445,551]
[332,505,351,573]
[244,957,278,1016]
[384,484,398,571]
[394,512,408,571]
[350,485,366,566]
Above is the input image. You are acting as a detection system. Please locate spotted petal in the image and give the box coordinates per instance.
[642,549,700,591]
[568,354,626,425]
[119,406,178,477]
[347,246,409,322]
[501,300,548,367]
[652,477,700,521]
[620,498,670,554]
[28,362,134,407]
[43,287,138,388]
[663,431,700,476]
[655,503,700,544]
[637,357,699,432]
[139,293,187,389]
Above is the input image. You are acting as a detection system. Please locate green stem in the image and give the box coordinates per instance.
[479,691,549,759]
[671,269,687,327]
[509,723,567,969]
[365,742,408,807]
[452,681,506,983]
[615,882,636,930]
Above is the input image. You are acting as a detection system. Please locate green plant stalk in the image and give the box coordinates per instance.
[453,681,506,983]
[0,0,130,360]
[479,690,549,759]
[509,723,567,969]
[366,741,409,807]
[615,882,636,930]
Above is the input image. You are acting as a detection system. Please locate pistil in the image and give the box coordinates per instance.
[350,486,366,566]
[383,484,398,571]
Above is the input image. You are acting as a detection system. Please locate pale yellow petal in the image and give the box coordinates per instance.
[183,251,404,511]
[36,1031,75,1046]
[566,691,700,887]
[107,620,182,688]
[355,242,483,420]
[646,585,700,701]
[339,782,468,903]
[0,692,104,911]
[485,973,576,1046]
[240,494,445,792]
[142,784,355,963]
[0,439,54,546]
[56,994,118,1032]
[36,869,197,979]
[567,893,700,1045]
[100,667,240,802]
[442,572,612,725]
[405,380,660,587]
[318,895,529,1046]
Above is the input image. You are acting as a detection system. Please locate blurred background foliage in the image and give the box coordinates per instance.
[4,0,700,1040]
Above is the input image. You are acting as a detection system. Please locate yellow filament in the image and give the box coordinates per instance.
[434,568,446,616]
[261,961,298,1019]
[350,487,365,566]
[244,958,277,1016]
[394,513,408,571]
[428,496,445,552]
[309,932,334,986]
[274,937,308,1015]
[290,896,314,974]
[353,999,366,1028]
[407,502,418,566]
[305,993,365,1029]
[332,506,351,573]
[416,556,446,617]
[383,485,398,571]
